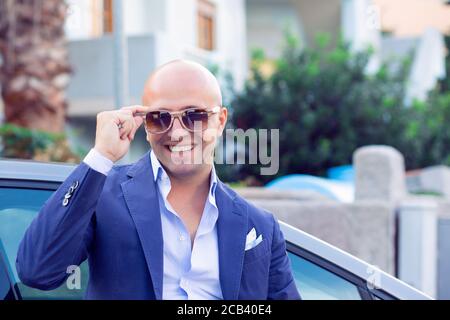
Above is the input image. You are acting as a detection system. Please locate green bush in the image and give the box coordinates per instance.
[407,91,450,168]
[393,34,450,170]
[0,123,81,163]
[230,33,419,183]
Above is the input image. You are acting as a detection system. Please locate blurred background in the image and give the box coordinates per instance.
[1,0,450,299]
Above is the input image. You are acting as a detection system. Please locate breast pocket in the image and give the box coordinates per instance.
[243,238,270,265]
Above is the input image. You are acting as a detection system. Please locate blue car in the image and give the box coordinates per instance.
[0,159,431,300]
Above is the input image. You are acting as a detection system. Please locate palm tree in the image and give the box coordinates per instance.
[0,0,71,133]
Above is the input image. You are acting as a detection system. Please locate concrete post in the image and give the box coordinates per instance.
[353,145,407,203]
[398,199,438,298]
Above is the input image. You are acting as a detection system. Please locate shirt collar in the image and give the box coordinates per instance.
[150,150,218,199]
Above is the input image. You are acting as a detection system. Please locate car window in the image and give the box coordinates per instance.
[0,239,16,300]
[0,259,10,300]
[288,251,363,300]
[0,187,88,300]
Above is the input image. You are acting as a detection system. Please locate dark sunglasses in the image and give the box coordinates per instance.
[135,106,221,134]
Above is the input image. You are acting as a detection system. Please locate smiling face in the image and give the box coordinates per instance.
[142,60,227,179]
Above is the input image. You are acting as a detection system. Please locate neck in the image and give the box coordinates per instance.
[168,165,213,195]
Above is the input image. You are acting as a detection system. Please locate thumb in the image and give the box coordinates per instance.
[134,115,144,128]
[129,117,144,140]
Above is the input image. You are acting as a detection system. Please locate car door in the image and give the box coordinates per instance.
[0,179,89,300]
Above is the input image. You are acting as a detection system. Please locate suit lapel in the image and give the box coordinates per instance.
[120,154,248,300]
[121,152,164,300]
[216,181,248,300]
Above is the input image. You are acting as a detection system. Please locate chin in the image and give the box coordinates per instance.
[164,162,204,178]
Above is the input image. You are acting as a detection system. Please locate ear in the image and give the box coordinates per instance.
[145,126,151,143]
[217,106,228,137]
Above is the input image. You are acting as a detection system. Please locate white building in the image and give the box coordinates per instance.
[246,0,447,102]
[65,0,247,114]
[246,0,380,59]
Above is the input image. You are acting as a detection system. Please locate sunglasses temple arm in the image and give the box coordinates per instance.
[133,112,147,117]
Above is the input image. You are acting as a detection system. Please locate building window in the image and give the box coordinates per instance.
[103,0,113,34]
[197,0,216,51]
[91,0,113,36]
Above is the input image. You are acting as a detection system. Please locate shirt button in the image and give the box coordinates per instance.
[179,235,185,241]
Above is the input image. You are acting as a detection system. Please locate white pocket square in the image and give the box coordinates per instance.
[245,228,263,251]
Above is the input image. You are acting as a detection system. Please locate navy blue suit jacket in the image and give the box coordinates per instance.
[16,152,300,300]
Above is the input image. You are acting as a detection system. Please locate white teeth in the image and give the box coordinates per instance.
[169,145,194,152]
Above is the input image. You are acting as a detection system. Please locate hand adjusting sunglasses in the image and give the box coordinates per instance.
[135,106,221,134]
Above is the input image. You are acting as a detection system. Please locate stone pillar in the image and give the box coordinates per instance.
[353,145,407,203]
[398,199,438,298]
[438,217,450,299]
[420,165,450,198]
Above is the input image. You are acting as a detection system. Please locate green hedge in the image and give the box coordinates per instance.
[225,33,450,184]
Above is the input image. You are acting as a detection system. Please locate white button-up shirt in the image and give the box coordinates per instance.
[150,151,223,300]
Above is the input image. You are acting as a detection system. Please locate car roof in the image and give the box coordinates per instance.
[0,158,432,300]
[0,158,76,182]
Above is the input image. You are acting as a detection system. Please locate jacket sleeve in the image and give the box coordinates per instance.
[267,215,302,300]
[15,162,107,290]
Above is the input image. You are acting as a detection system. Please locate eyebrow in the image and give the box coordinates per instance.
[143,105,209,112]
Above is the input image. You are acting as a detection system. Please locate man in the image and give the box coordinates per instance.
[16,60,300,300]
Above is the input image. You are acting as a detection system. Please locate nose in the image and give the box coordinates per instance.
[168,116,190,141]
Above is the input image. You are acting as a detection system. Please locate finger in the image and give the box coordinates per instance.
[115,113,134,139]
[121,105,151,115]
[123,109,144,127]
[134,111,144,123]
[120,107,146,125]
[129,118,143,140]
[126,123,134,141]
[116,107,146,140]
[124,112,145,140]
[123,117,134,140]
[134,116,144,131]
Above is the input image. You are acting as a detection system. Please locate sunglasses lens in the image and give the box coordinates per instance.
[146,111,171,133]
[183,110,209,131]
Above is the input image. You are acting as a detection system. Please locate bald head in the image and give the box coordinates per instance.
[142,59,228,179]
[142,59,223,108]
